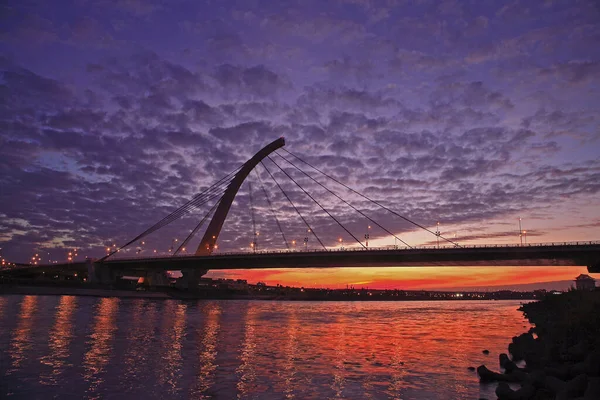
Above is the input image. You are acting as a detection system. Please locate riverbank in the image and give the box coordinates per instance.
[0,280,540,301]
[477,289,600,399]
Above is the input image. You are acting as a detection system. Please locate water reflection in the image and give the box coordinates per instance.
[236,303,257,399]
[123,300,158,387]
[193,303,221,399]
[83,297,119,398]
[8,295,38,373]
[282,311,299,399]
[0,298,531,399]
[0,296,6,320]
[158,301,187,395]
[330,316,347,399]
[40,296,77,385]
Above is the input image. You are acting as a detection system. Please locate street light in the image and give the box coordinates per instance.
[435,222,441,248]
[365,225,371,248]
[338,237,344,250]
[519,217,523,246]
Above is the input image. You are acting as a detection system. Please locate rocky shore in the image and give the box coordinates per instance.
[477,290,600,399]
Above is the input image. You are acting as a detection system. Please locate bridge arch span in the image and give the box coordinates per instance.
[195,137,285,255]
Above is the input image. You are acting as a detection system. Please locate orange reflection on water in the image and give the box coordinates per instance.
[193,303,221,399]
[0,296,6,320]
[40,296,77,385]
[9,295,38,372]
[236,304,258,398]
[83,297,119,398]
[123,300,158,384]
[282,311,299,399]
[158,302,187,395]
[330,315,347,400]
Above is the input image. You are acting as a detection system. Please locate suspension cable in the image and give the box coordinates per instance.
[101,184,229,261]
[260,161,326,250]
[100,166,241,261]
[248,182,257,251]
[274,151,412,249]
[254,169,289,249]
[173,199,220,256]
[281,148,461,247]
[267,155,366,249]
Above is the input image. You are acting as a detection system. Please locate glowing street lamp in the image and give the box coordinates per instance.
[519,217,523,246]
[364,225,371,248]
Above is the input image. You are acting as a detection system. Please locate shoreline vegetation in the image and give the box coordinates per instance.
[476,289,600,399]
[0,279,542,301]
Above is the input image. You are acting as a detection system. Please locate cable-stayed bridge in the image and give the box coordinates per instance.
[2,138,599,287]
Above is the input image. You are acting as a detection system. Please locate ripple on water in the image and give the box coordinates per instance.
[0,298,530,399]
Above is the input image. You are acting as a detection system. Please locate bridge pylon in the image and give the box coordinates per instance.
[179,137,285,288]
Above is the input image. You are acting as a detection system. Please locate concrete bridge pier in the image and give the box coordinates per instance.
[86,259,118,284]
[176,268,207,289]
[145,270,170,286]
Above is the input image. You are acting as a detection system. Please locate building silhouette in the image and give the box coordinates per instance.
[574,274,596,291]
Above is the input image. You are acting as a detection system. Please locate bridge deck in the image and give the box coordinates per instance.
[4,242,597,276]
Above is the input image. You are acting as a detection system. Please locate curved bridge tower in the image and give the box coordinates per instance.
[179,137,285,288]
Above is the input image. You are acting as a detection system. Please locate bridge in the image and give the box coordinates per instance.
[2,138,599,287]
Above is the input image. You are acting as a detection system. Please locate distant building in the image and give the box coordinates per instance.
[574,274,596,291]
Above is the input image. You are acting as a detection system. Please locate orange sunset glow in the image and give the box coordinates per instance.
[207,266,598,291]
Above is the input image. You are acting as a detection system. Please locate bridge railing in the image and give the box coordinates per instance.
[96,240,600,262]
[4,240,598,268]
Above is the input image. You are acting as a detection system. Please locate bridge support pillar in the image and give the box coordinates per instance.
[145,270,170,287]
[176,268,208,290]
[86,259,117,284]
[588,262,600,273]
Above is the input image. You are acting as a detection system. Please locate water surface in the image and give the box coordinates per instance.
[0,296,531,399]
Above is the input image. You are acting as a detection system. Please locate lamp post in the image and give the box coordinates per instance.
[364,225,371,248]
[435,222,441,248]
[338,237,343,250]
[519,218,523,246]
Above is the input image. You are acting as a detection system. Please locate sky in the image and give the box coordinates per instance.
[1,0,599,289]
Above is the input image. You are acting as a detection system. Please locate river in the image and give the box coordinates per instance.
[0,295,531,399]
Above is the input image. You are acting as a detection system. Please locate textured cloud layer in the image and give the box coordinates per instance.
[1,0,599,274]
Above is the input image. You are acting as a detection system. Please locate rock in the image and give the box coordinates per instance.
[477,365,521,383]
[500,353,519,373]
[584,377,600,399]
[555,374,587,400]
[496,381,536,400]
